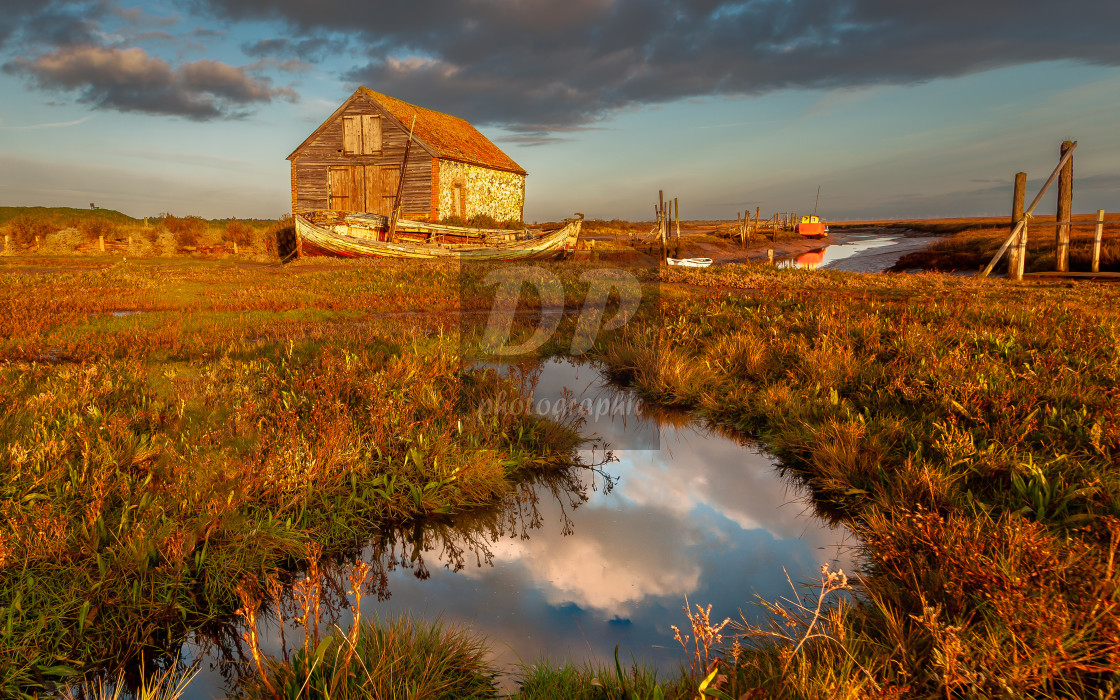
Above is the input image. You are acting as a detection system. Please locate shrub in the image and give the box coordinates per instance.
[7,215,58,245]
[224,218,254,247]
[161,213,206,248]
[78,216,117,242]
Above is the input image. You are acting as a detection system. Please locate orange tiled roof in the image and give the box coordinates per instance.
[362,88,526,176]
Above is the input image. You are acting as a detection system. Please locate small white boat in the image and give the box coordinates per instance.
[667,257,713,268]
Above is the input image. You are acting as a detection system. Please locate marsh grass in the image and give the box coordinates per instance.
[237,560,498,700]
[593,264,1120,696]
[515,648,694,700]
[7,255,1120,697]
[0,259,583,695]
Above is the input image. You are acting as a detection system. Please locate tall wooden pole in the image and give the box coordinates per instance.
[387,115,417,243]
[673,197,680,258]
[659,190,666,263]
[1092,209,1104,273]
[1055,140,1074,272]
[1008,172,1027,274]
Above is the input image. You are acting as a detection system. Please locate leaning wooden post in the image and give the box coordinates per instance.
[98,235,104,252]
[1055,140,1074,272]
[1008,172,1027,274]
[1092,209,1104,273]
[3,234,8,251]
[754,207,761,236]
[233,241,239,255]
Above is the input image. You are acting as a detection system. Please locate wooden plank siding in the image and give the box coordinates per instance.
[291,94,435,219]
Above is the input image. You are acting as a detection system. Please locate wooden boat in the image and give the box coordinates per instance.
[293,211,582,260]
[667,257,713,268]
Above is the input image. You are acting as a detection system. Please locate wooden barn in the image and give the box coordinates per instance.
[287,88,527,223]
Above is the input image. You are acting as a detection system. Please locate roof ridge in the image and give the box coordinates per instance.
[359,87,527,176]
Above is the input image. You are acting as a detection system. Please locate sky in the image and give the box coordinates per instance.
[0,0,1118,222]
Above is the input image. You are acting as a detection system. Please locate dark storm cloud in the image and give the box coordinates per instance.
[192,0,1120,132]
[1,0,108,49]
[3,45,297,120]
[240,36,342,63]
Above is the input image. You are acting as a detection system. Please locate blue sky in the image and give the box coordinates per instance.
[1,1,1118,222]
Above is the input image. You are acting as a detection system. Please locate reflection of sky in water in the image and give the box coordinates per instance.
[181,359,857,698]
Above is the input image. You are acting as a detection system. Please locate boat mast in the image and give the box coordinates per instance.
[387,115,417,243]
[812,185,820,219]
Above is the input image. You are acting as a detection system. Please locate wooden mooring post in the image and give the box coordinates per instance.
[1055,140,1074,272]
[1093,209,1104,273]
[1008,172,1027,278]
[673,197,681,258]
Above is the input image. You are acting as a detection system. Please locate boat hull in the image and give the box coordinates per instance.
[293,213,581,261]
[797,222,827,237]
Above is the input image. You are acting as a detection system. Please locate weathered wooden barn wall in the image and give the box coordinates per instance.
[437,160,526,222]
[291,94,434,219]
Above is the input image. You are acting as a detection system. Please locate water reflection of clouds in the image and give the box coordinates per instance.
[184,360,858,697]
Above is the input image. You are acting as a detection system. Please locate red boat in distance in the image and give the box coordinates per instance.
[797,215,827,238]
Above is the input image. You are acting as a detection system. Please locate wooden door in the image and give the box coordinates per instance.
[330,166,365,212]
[362,165,400,216]
[329,166,352,211]
[379,166,400,216]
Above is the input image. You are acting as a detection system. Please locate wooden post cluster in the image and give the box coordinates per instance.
[982,141,1077,278]
[735,208,757,247]
[653,190,684,262]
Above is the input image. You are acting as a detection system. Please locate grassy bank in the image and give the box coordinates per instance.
[0,258,584,695]
[591,265,1120,696]
[6,255,1120,697]
[0,207,285,259]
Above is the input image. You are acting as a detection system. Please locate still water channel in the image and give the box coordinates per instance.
[179,358,857,697]
[779,228,939,272]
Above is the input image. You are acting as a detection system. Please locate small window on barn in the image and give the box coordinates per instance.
[361,115,381,153]
[343,115,382,155]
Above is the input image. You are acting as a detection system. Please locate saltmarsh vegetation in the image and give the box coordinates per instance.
[3,252,1119,698]
[0,258,581,695]
[592,264,1120,697]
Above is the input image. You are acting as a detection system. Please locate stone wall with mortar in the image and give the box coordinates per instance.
[438,160,525,222]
